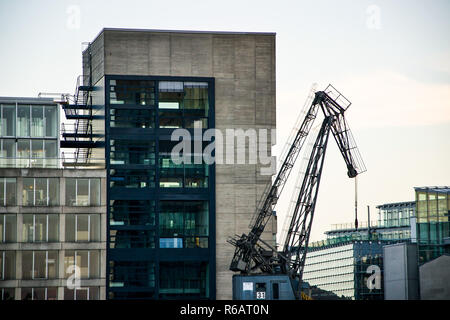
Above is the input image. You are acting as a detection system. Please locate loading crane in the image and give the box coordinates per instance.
[228,84,366,300]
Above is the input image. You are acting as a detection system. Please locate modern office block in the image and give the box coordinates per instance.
[0,168,107,300]
[73,28,277,300]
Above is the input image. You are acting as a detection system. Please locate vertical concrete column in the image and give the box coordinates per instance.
[15,250,22,284]
[15,287,21,300]
[59,213,65,243]
[58,286,64,300]
[100,213,107,244]
[59,176,65,207]
[16,211,23,244]
[100,249,107,279]
[59,249,65,293]
[16,176,23,206]
[100,177,107,206]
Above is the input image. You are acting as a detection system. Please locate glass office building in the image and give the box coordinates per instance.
[415,187,450,264]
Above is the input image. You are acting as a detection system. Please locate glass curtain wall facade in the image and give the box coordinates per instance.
[415,187,450,264]
[105,76,215,300]
[0,101,58,168]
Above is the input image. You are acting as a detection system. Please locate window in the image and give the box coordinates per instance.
[110,109,155,128]
[159,110,183,128]
[1,288,14,300]
[110,230,156,248]
[21,287,57,300]
[109,261,155,288]
[22,178,59,206]
[159,201,209,248]
[21,251,58,280]
[0,177,16,206]
[0,215,16,242]
[64,287,99,300]
[159,262,208,298]
[65,214,101,242]
[1,104,16,136]
[158,81,209,128]
[31,106,44,137]
[64,250,100,279]
[0,251,15,280]
[65,178,101,206]
[159,140,208,188]
[0,139,16,166]
[110,139,155,165]
[17,105,30,136]
[0,104,56,138]
[22,214,59,242]
[109,80,155,105]
[158,81,184,110]
[45,106,57,137]
[110,200,155,227]
[110,169,155,189]
[2,138,57,168]
[17,139,30,166]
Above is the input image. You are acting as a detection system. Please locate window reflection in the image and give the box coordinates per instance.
[159,201,209,248]
[109,200,155,227]
[159,261,208,298]
[22,178,59,206]
[65,178,101,206]
[17,105,30,137]
[1,105,16,136]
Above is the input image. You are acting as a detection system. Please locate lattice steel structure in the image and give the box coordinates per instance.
[228,85,366,298]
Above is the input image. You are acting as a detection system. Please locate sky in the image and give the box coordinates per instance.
[0,0,449,242]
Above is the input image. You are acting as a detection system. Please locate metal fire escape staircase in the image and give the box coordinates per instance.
[60,43,101,167]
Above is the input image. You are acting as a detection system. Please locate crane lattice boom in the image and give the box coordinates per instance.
[228,85,366,298]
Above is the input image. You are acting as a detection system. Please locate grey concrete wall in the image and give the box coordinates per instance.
[93,29,277,299]
[383,243,419,300]
[419,254,450,300]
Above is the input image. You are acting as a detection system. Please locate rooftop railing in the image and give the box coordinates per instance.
[309,233,411,249]
[328,219,412,232]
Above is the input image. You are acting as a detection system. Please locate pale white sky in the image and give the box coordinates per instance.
[0,0,449,242]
